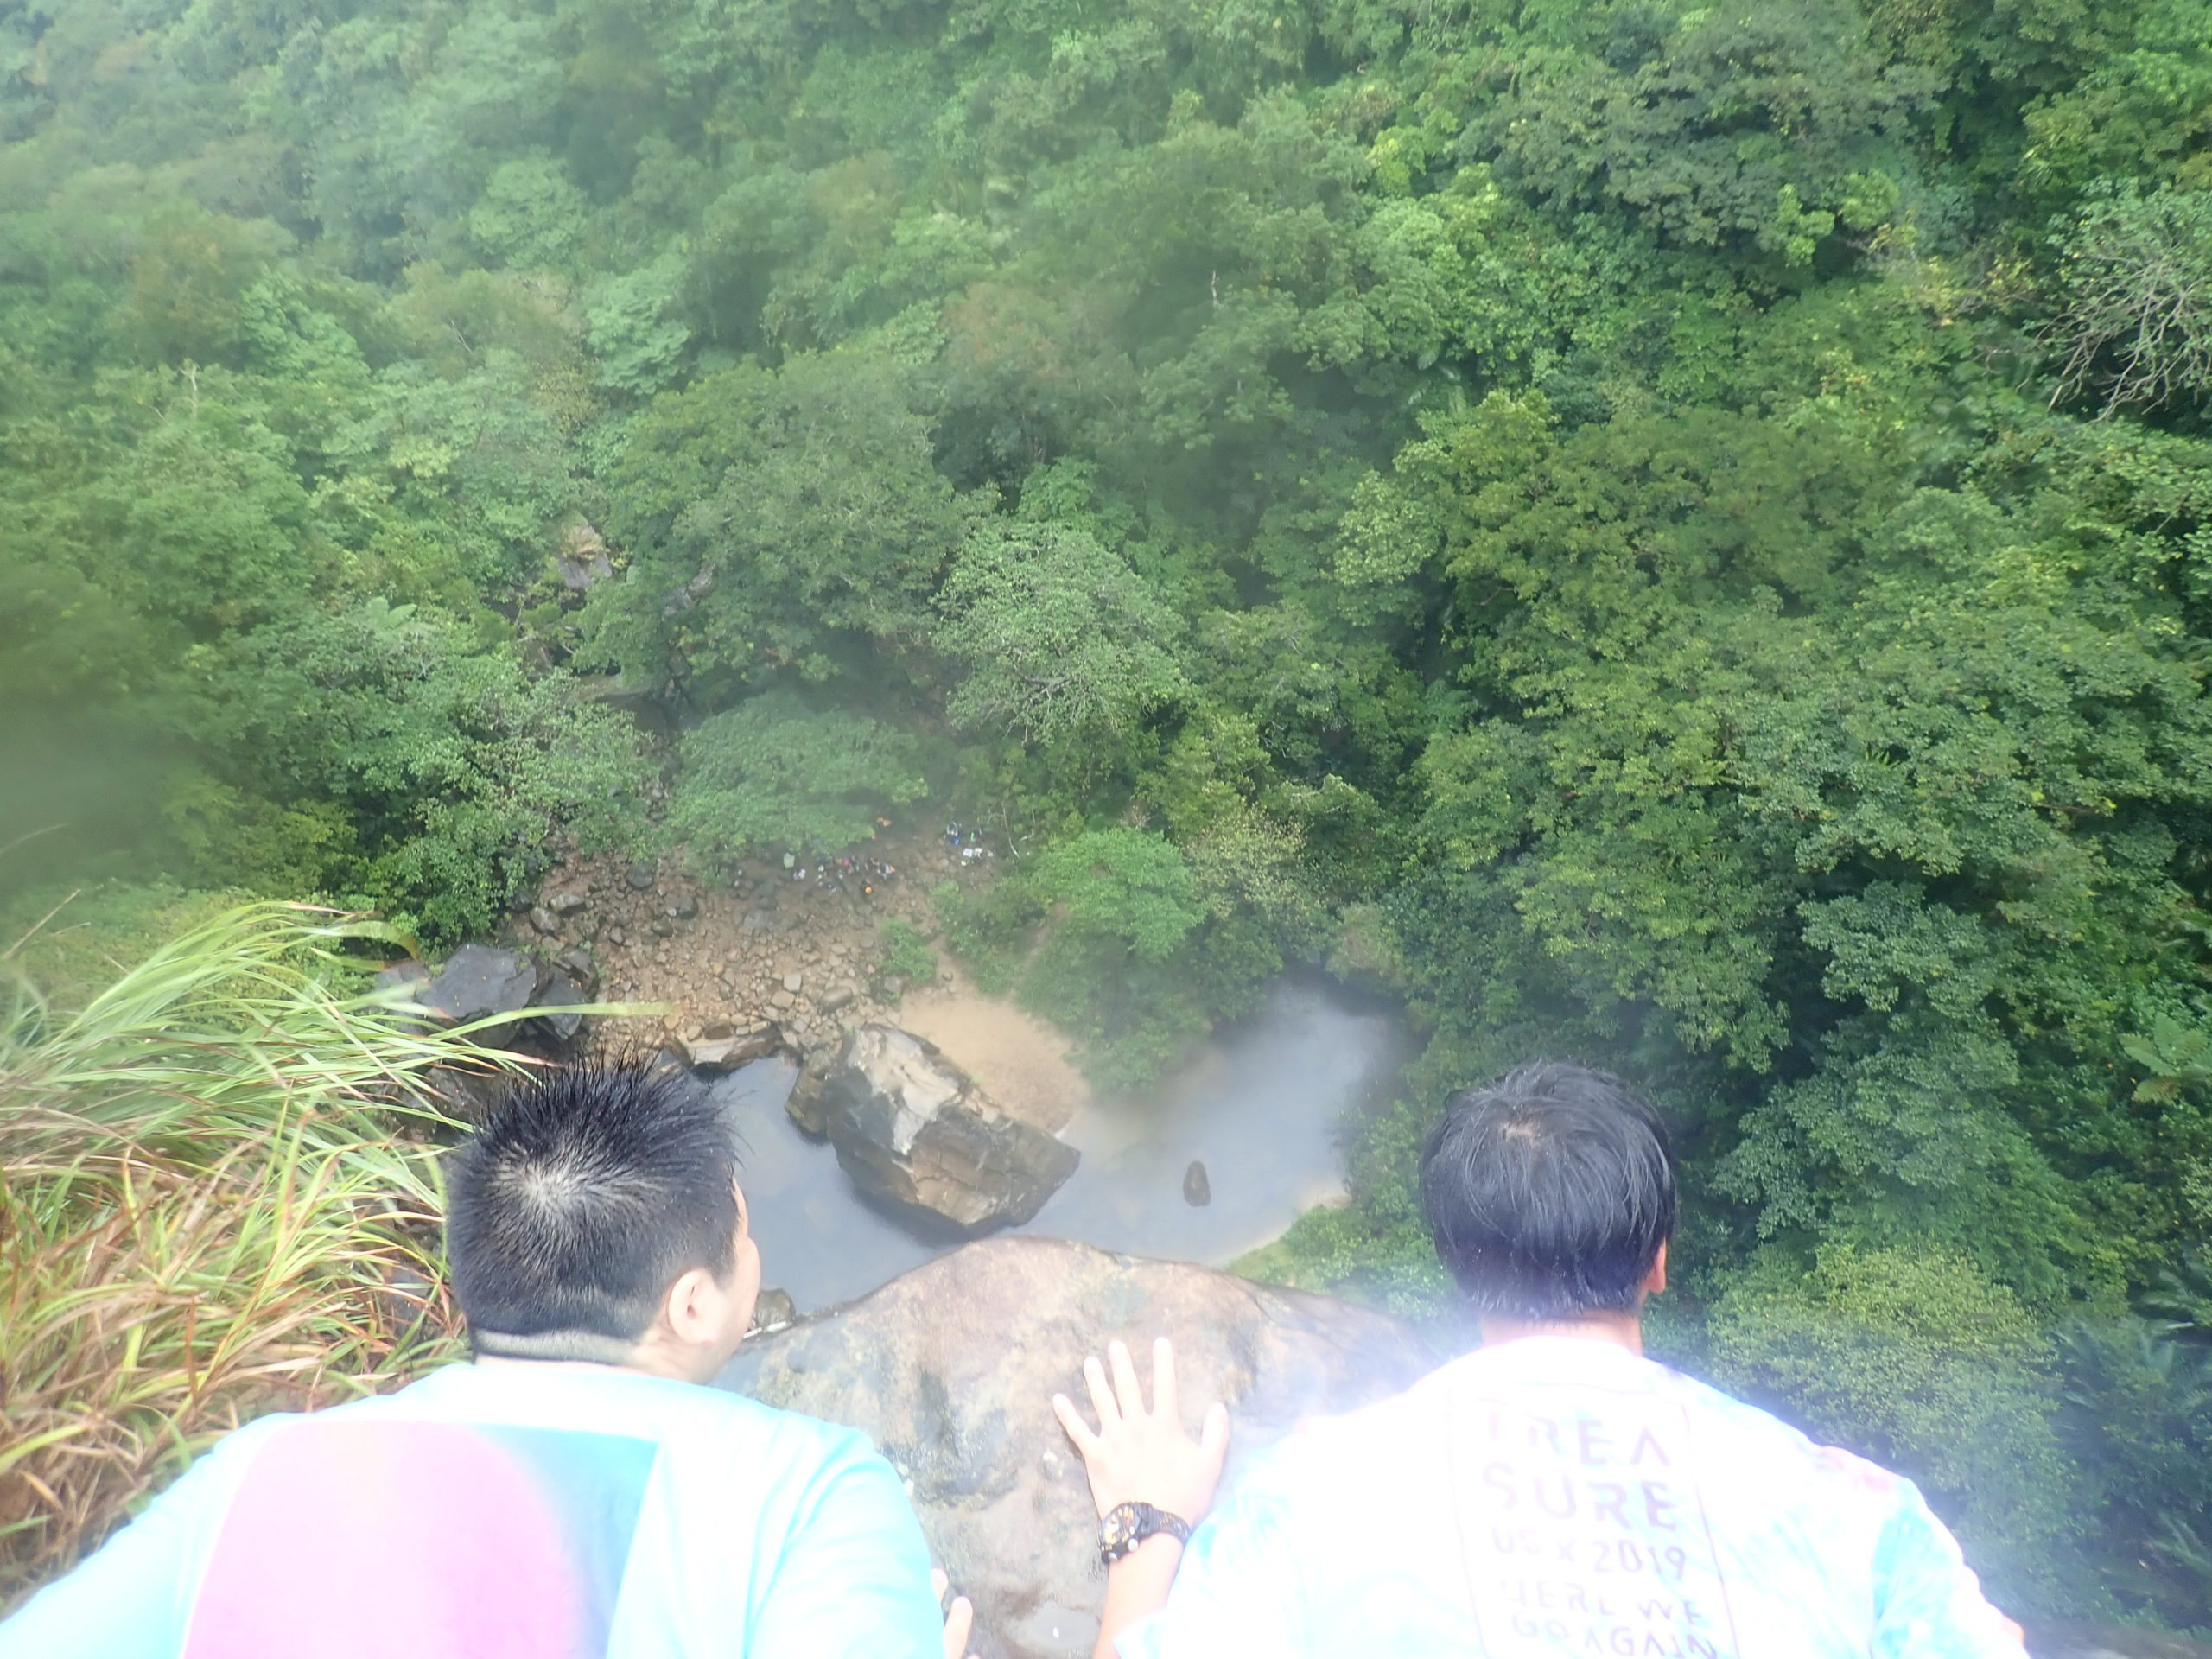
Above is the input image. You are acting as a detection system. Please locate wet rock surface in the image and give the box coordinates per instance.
[785,1048,836,1136]
[376,946,594,1059]
[417,944,537,1027]
[821,1027,1078,1231]
[530,969,588,1045]
[719,1237,1436,1659]
[372,960,429,997]
[679,1020,782,1072]
[557,522,615,591]
[2031,1631,2212,1659]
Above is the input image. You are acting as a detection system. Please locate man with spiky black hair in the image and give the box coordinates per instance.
[1054,1061,2030,1659]
[1,1063,967,1659]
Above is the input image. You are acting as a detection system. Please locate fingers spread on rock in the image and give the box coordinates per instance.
[1052,1391,1100,1450]
[1084,1355,1120,1427]
[1109,1338,1146,1417]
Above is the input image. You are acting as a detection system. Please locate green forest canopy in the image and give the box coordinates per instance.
[10,0,2212,1622]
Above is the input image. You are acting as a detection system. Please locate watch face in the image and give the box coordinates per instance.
[1100,1503,1153,1560]
[1101,1502,1187,1564]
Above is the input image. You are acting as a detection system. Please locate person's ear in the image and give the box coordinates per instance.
[661,1264,733,1347]
[1643,1240,1669,1297]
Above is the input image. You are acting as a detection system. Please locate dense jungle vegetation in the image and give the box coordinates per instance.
[11,0,2212,1623]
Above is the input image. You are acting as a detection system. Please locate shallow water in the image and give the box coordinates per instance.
[715,977,1409,1311]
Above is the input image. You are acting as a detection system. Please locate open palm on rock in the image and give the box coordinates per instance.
[1052,1337,1230,1523]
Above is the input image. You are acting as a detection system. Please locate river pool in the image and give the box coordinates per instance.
[713,977,1408,1310]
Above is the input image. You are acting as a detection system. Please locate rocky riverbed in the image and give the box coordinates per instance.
[499,829,1089,1132]
[391,826,1408,1312]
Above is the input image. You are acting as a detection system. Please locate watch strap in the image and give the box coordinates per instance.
[1098,1500,1192,1566]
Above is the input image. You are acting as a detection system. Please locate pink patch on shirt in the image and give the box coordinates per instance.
[183,1420,653,1659]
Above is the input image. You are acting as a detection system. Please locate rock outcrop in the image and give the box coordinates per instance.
[417,944,537,1027]
[556,521,614,591]
[379,945,592,1057]
[679,1019,782,1072]
[816,1026,1078,1231]
[719,1237,1436,1659]
[1181,1160,1210,1205]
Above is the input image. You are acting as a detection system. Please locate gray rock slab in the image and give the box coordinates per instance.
[531,970,588,1045]
[419,945,537,1027]
[718,1237,1436,1659]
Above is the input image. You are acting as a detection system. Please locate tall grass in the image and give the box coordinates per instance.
[0,904,547,1609]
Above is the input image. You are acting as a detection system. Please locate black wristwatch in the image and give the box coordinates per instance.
[1098,1501,1192,1566]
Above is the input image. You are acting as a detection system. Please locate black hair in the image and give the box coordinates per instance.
[1419,1061,1675,1321]
[446,1063,739,1342]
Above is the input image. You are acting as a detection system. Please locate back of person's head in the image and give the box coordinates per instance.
[1419,1061,1675,1321]
[447,1063,738,1343]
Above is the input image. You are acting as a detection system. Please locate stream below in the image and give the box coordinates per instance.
[712,976,1410,1311]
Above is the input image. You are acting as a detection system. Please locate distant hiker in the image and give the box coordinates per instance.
[2,1063,974,1659]
[1053,1062,2029,1659]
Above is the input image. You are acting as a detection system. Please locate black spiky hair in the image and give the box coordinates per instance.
[447,1062,739,1342]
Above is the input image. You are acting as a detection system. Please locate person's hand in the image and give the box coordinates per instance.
[1052,1337,1230,1525]
[931,1568,975,1659]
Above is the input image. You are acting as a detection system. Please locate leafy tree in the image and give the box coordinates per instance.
[666,691,927,864]
[590,351,970,696]
[1027,828,1203,963]
[2055,1321,2212,1626]
[468,153,591,273]
[1486,0,1936,264]
[21,0,2212,1616]
[1013,827,1212,1085]
[181,601,648,945]
[937,521,1189,744]
[877,915,938,988]
[2044,185,2212,417]
[1705,1247,2081,1614]
[2018,0,2212,195]
[585,252,692,396]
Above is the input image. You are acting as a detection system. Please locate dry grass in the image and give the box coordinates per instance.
[0,904,546,1610]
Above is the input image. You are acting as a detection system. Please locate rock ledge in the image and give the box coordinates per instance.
[720,1236,1435,1659]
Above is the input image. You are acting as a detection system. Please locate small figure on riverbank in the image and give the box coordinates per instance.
[0,1065,975,1659]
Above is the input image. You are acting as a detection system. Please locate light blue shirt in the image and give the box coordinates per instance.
[0,1362,943,1659]
[1122,1338,2026,1659]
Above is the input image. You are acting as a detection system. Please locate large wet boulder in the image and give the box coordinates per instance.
[719,1237,1436,1659]
[418,944,538,1027]
[818,1027,1077,1231]
[385,945,591,1056]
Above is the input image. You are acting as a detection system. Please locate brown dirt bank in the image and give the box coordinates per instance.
[516,829,1084,1129]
